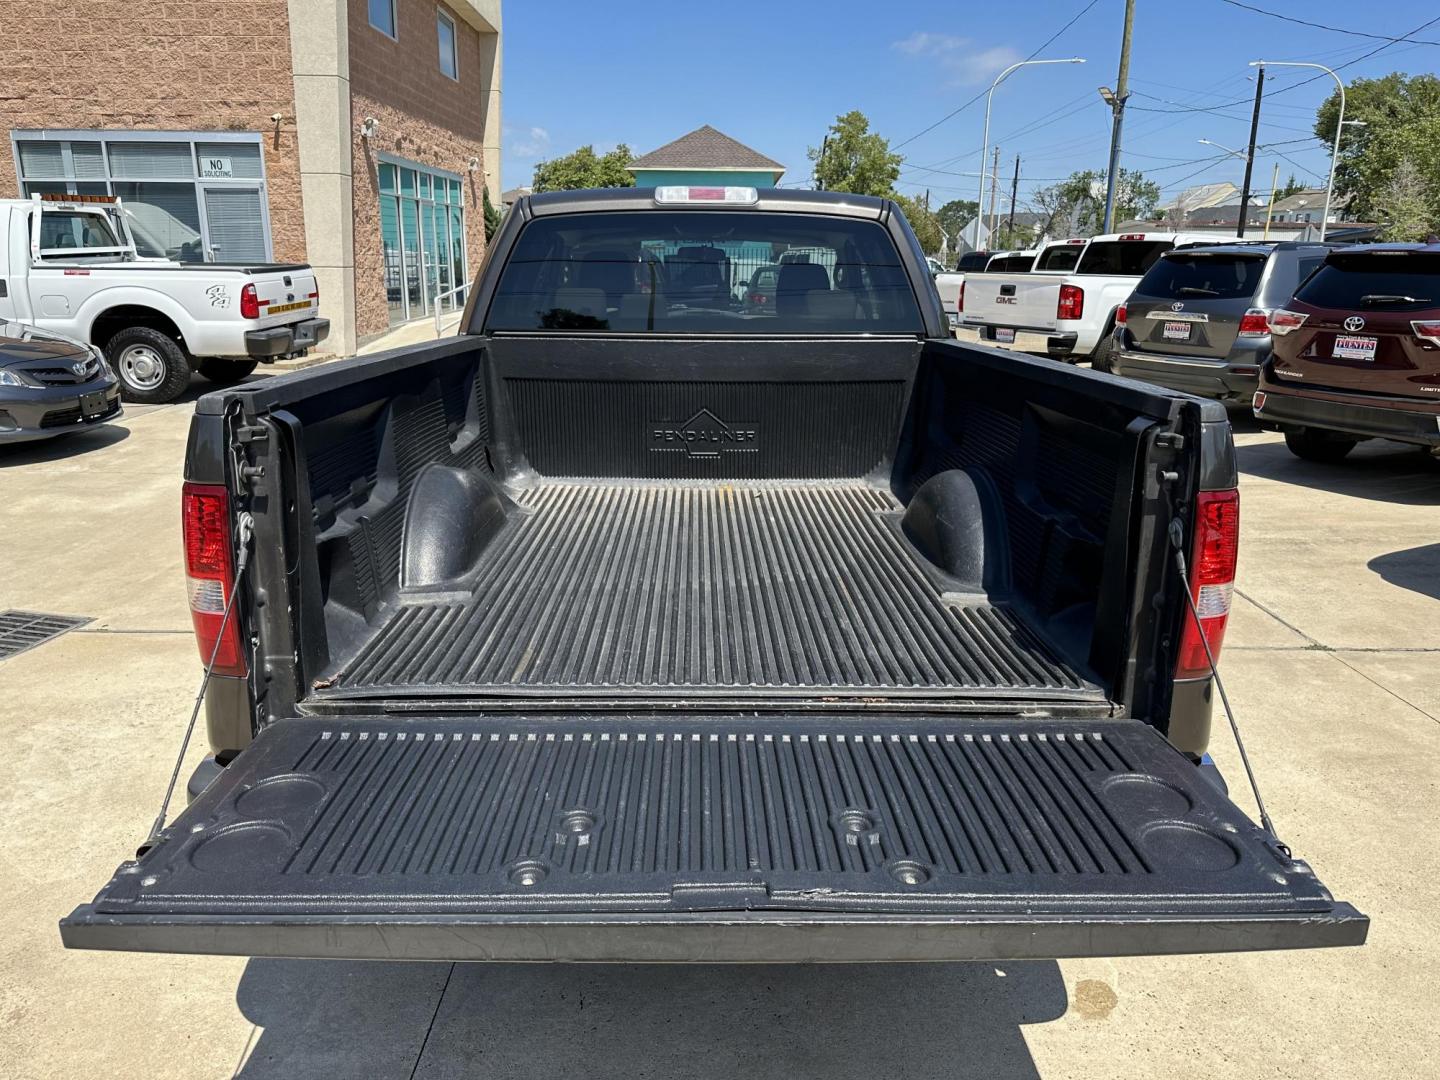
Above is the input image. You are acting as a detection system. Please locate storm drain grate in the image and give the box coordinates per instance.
[0,610,92,660]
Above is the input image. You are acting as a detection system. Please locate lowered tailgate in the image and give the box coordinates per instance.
[961,273,1060,334]
[62,715,1365,961]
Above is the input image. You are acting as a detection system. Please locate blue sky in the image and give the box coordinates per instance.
[500,0,1439,210]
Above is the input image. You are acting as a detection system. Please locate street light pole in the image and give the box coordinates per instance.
[1252,60,1344,240]
[977,56,1086,250]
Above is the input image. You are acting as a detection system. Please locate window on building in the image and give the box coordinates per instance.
[378,158,467,326]
[368,0,397,37]
[13,132,270,263]
[437,9,459,79]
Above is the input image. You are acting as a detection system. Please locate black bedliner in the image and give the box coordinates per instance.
[327,480,1099,702]
[62,714,1366,960]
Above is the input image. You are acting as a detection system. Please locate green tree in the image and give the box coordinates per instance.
[893,194,942,254]
[808,111,902,197]
[1030,168,1160,237]
[531,144,636,192]
[933,198,979,244]
[482,186,502,241]
[1314,73,1440,221]
[1275,172,1306,201]
[1373,157,1437,241]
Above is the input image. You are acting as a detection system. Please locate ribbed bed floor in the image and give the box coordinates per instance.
[332,482,1097,699]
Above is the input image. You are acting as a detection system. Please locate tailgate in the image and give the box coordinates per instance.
[962,274,1060,332]
[62,715,1365,962]
[250,267,319,328]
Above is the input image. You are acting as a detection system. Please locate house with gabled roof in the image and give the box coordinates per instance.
[627,125,785,188]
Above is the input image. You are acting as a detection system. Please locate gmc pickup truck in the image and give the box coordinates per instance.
[62,187,1364,963]
[0,195,329,404]
[962,231,1221,365]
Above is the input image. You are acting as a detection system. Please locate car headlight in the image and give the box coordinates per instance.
[0,368,37,389]
[90,345,115,378]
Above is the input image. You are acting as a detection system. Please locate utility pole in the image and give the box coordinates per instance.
[987,146,1001,243]
[1237,65,1264,237]
[1263,161,1280,240]
[1100,0,1136,233]
[1006,155,1020,248]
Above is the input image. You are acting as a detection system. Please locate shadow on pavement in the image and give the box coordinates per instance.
[1236,437,1440,505]
[0,422,130,468]
[1369,542,1440,601]
[234,958,1066,1079]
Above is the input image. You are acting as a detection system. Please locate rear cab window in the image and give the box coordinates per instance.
[1134,251,1267,301]
[484,211,925,334]
[1035,244,1083,272]
[955,251,991,272]
[1296,250,1440,312]
[1074,239,1173,276]
[984,254,1034,273]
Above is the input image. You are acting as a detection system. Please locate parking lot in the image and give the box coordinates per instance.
[0,366,1436,1079]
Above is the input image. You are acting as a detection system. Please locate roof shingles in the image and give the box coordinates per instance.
[628,125,784,172]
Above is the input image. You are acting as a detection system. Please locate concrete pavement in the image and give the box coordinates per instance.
[1,377,1436,1079]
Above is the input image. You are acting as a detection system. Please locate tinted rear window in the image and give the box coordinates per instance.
[955,251,991,272]
[1035,245,1083,271]
[1075,240,1172,276]
[485,211,924,334]
[1134,252,1266,301]
[985,254,1034,273]
[1296,251,1440,311]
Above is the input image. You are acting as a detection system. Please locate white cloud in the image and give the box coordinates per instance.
[891,32,1024,86]
[510,126,551,160]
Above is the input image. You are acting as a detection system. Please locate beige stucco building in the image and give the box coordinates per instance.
[0,0,502,353]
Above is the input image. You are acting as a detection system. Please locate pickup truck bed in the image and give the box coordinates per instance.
[62,190,1363,962]
[329,479,1097,701]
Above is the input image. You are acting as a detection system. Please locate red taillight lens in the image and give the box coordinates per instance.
[1267,308,1307,336]
[958,279,966,314]
[240,283,260,320]
[1058,284,1084,321]
[1115,303,1127,327]
[182,482,246,677]
[1175,489,1239,680]
[1411,319,1440,341]
[1237,308,1270,337]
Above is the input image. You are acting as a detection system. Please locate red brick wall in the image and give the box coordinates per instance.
[0,0,306,263]
[349,0,489,338]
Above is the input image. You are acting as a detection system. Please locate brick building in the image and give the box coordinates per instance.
[0,0,502,353]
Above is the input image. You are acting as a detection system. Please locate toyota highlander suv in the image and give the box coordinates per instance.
[1254,244,1440,462]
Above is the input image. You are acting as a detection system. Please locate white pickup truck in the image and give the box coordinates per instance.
[961,231,1220,366]
[0,195,328,402]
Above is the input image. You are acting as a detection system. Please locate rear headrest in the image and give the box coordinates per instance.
[776,263,831,314]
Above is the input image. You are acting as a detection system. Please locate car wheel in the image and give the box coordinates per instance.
[1090,331,1117,373]
[1284,429,1357,463]
[195,357,259,385]
[107,327,193,404]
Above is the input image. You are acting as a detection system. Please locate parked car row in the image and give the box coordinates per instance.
[949,230,1439,464]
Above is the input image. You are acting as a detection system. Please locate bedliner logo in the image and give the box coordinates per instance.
[650,408,759,457]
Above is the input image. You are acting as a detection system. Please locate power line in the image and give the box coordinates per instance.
[890,0,1103,150]
[1267,14,1440,98]
[1216,1,1440,47]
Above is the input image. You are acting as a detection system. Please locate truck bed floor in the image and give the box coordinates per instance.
[329,482,1098,701]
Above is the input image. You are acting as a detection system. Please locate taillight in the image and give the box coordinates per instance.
[958,279,966,313]
[1411,319,1440,342]
[1175,489,1239,680]
[1058,284,1084,321]
[1238,308,1270,336]
[182,482,246,677]
[1115,303,1127,327]
[240,283,260,320]
[1267,308,1307,336]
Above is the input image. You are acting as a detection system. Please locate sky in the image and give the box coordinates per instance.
[499,0,1440,212]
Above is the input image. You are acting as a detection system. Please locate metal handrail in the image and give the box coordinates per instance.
[433,281,472,335]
